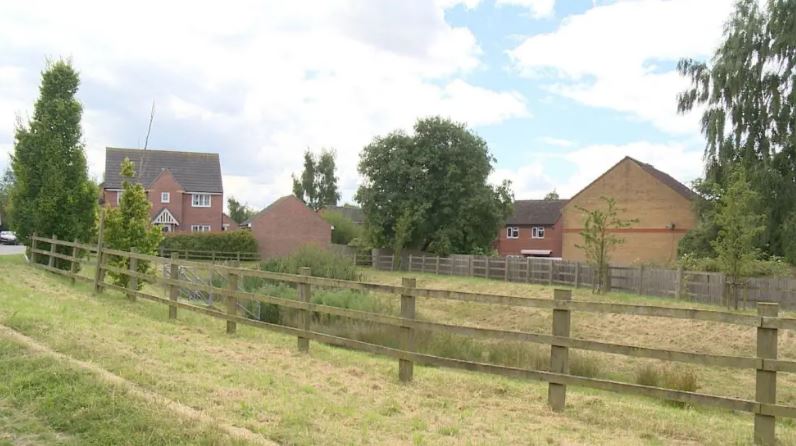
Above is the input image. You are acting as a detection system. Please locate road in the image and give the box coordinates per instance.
[0,245,26,256]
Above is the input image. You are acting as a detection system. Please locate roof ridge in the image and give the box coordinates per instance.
[106,147,220,157]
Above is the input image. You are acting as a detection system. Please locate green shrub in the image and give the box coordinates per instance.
[678,253,791,277]
[320,210,362,245]
[160,230,258,255]
[260,245,357,281]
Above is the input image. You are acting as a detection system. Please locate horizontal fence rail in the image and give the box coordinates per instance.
[27,235,796,445]
[158,247,260,262]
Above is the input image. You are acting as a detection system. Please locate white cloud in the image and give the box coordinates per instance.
[496,0,555,18]
[493,140,703,200]
[0,0,529,209]
[538,136,574,148]
[509,0,735,134]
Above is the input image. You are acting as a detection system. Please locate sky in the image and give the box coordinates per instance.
[0,0,736,211]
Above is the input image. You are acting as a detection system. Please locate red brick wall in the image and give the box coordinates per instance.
[102,168,224,232]
[249,196,331,259]
[495,219,564,257]
[147,170,184,226]
[180,192,224,232]
[222,213,239,231]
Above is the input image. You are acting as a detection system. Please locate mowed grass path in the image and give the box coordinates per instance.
[1,255,795,445]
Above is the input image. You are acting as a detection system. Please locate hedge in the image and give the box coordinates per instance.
[159,230,258,254]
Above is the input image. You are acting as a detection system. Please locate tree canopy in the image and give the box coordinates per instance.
[356,116,513,256]
[544,189,560,200]
[103,158,163,288]
[227,196,255,224]
[292,149,340,211]
[677,0,796,261]
[9,59,97,251]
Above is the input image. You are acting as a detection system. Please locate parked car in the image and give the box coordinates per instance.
[0,231,18,245]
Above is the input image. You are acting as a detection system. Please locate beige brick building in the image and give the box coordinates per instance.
[561,157,697,266]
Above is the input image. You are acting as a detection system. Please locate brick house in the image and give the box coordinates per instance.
[561,156,697,266]
[496,200,568,258]
[242,195,331,259]
[102,147,226,233]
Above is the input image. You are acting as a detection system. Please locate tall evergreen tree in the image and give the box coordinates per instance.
[103,158,163,288]
[292,148,340,211]
[677,0,796,261]
[9,59,97,264]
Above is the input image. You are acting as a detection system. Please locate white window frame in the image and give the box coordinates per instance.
[506,226,519,239]
[191,224,211,233]
[161,192,170,203]
[532,226,545,239]
[191,193,211,207]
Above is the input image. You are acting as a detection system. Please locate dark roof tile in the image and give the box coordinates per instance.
[506,199,568,225]
[103,147,222,193]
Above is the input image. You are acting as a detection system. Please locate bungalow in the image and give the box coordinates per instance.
[242,195,331,259]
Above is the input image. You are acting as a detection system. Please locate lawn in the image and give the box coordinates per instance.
[1,254,795,445]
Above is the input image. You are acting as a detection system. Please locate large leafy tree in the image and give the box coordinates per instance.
[356,116,513,256]
[292,149,340,211]
[104,158,163,288]
[9,60,97,262]
[227,196,255,224]
[677,0,796,261]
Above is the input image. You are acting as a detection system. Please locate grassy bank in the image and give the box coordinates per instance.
[1,254,795,444]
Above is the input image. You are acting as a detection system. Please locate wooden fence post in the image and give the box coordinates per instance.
[30,233,37,264]
[169,252,179,320]
[408,254,413,272]
[548,259,553,286]
[435,256,440,275]
[675,266,683,299]
[574,262,581,288]
[297,267,311,351]
[468,256,473,276]
[226,269,240,334]
[93,209,106,294]
[504,257,509,281]
[48,234,57,268]
[486,257,490,279]
[127,248,138,302]
[526,257,531,283]
[69,238,79,285]
[353,252,358,266]
[399,277,417,383]
[548,288,572,412]
[754,302,779,445]
[637,265,645,295]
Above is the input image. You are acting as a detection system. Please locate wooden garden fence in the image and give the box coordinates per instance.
[27,234,796,445]
[354,253,796,310]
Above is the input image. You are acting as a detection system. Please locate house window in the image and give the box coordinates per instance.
[506,226,519,239]
[191,224,211,233]
[191,193,211,207]
[532,226,545,239]
[222,223,230,231]
[116,191,123,205]
[161,192,170,203]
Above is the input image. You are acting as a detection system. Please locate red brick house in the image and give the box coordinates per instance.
[102,147,226,233]
[242,195,331,259]
[495,199,568,258]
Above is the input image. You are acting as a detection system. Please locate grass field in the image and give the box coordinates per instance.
[1,254,795,445]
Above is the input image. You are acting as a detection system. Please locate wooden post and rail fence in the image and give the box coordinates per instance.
[352,252,796,310]
[26,234,796,445]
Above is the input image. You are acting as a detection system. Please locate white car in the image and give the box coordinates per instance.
[0,231,18,245]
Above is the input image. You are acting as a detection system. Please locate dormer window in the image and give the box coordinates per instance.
[161,192,170,203]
